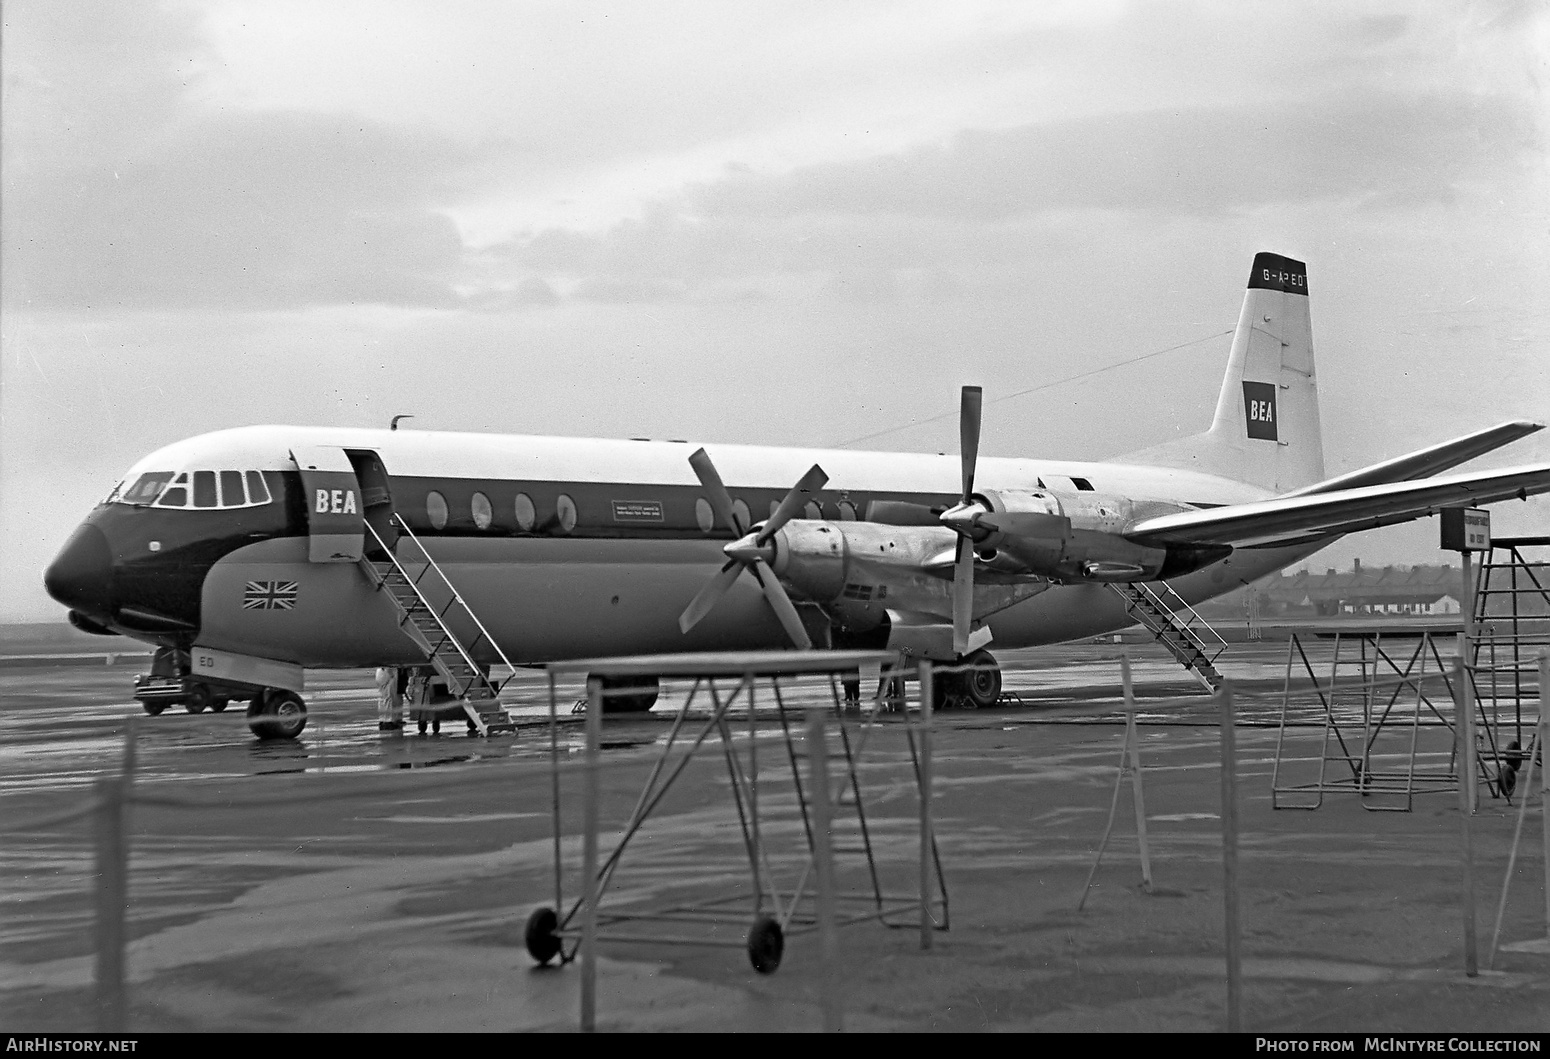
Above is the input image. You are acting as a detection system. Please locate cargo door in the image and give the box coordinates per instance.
[291,446,365,563]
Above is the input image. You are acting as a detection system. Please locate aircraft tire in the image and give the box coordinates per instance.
[184,683,210,714]
[247,689,308,740]
[746,915,784,974]
[960,649,1002,709]
[141,702,166,716]
[1499,765,1516,798]
[209,696,230,713]
[598,675,659,714]
[524,906,562,965]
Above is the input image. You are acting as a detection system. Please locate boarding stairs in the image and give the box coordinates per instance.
[358,517,517,736]
[1109,581,1227,692]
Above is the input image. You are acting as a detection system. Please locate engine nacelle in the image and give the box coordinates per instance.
[972,489,1209,583]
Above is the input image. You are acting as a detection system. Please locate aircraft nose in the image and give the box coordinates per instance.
[44,523,114,620]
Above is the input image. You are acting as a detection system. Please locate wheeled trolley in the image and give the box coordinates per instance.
[524,650,948,1030]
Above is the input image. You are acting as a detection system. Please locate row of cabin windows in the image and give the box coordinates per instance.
[419,491,865,534]
[114,470,273,510]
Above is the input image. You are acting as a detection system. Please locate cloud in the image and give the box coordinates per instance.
[3,1,473,311]
[695,92,1542,222]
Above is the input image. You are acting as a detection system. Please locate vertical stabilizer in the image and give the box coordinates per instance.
[1121,252,1326,493]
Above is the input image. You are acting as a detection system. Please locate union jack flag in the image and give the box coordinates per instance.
[243,580,298,610]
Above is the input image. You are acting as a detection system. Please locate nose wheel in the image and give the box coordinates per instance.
[247,689,308,740]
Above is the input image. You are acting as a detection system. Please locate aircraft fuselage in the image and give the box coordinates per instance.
[45,424,1322,670]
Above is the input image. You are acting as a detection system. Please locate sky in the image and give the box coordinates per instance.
[3,0,1548,622]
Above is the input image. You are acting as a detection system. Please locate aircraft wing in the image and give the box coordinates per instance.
[1123,463,1550,548]
[1280,420,1543,497]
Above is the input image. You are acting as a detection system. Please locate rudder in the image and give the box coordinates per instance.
[1121,251,1325,493]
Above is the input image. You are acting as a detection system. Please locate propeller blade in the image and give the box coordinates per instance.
[688,447,746,535]
[960,385,982,501]
[757,464,828,544]
[750,558,813,649]
[678,559,744,634]
[952,536,975,656]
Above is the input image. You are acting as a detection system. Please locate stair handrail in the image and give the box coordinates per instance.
[1136,581,1229,663]
[363,517,520,693]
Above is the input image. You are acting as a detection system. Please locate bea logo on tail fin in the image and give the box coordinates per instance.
[1242,381,1278,441]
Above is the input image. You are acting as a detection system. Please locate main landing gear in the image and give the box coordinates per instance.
[597,675,659,714]
[932,649,1002,710]
[247,689,308,740]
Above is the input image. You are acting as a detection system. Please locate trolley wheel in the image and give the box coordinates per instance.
[524,906,562,965]
[184,683,210,714]
[141,702,166,716]
[1499,766,1517,798]
[746,915,784,974]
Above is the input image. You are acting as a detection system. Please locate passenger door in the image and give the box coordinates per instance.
[290,446,365,563]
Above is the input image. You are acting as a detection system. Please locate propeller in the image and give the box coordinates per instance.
[678,448,828,649]
[938,386,984,655]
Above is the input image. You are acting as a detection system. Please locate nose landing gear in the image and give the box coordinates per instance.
[247,689,308,740]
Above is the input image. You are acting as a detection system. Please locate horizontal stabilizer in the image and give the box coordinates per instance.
[1124,463,1550,548]
[1281,420,1543,498]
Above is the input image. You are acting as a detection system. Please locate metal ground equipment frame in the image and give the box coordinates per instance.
[524,650,948,1027]
[1271,627,1463,811]
[1471,537,1548,792]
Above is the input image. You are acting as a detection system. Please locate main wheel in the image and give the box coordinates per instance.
[247,689,308,740]
[746,915,784,974]
[209,696,230,713]
[184,683,210,714]
[598,675,659,714]
[524,906,562,965]
[141,702,166,716]
[959,649,1002,709]
[1499,765,1517,798]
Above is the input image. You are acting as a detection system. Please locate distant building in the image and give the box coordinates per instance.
[1203,559,1463,619]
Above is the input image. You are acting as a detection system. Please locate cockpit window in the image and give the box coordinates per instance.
[245,471,271,505]
[111,469,276,510]
[119,472,175,505]
[192,471,218,508]
[158,473,190,508]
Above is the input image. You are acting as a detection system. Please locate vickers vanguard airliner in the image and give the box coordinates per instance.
[43,253,1550,738]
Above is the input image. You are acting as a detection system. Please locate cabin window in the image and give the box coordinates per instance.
[732,499,751,531]
[514,493,536,532]
[695,498,715,534]
[471,492,493,530]
[1071,477,1094,491]
[426,490,449,530]
[554,494,577,534]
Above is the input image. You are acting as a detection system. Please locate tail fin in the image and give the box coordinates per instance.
[1121,252,1326,493]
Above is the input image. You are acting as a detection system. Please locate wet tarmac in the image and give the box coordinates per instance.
[1,641,1547,1032]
